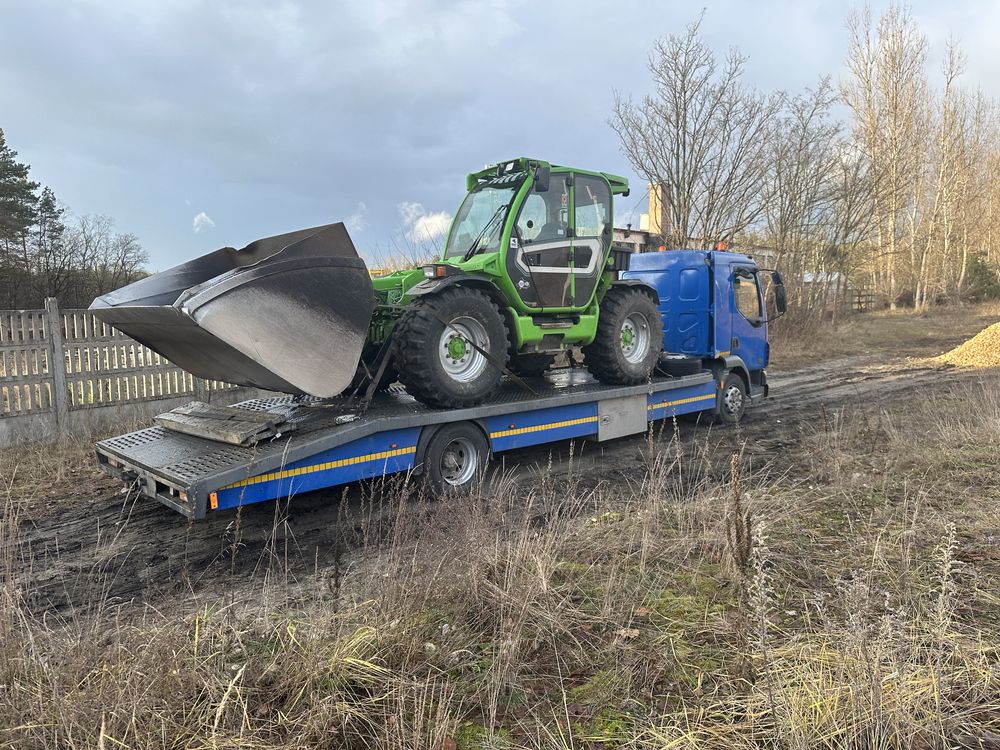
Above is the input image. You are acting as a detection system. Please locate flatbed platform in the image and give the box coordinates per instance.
[96,370,719,519]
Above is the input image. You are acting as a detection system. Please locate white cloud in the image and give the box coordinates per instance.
[192,211,215,233]
[398,201,424,227]
[399,202,451,244]
[408,212,452,243]
[345,201,367,232]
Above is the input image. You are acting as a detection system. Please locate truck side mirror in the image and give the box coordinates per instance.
[774,283,788,314]
[770,271,784,286]
[533,166,550,193]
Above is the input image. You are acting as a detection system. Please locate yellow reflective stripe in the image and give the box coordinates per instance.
[647,393,716,411]
[221,446,416,490]
[489,415,598,439]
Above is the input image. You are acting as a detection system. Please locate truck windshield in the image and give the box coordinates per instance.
[444,179,522,258]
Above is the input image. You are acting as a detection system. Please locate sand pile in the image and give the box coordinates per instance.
[936,321,1000,367]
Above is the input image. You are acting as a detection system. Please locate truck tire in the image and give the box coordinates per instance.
[583,287,663,385]
[716,371,748,424]
[422,422,489,494]
[658,354,702,378]
[394,286,509,408]
[509,352,555,378]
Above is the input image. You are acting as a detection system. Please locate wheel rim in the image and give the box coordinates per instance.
[439,316,490,383]
[723,384,744,416]
[440,436,478,486]
[620,312,650,364]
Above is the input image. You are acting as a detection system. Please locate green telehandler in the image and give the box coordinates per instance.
[90,158,663,410]
[364,157,663,407]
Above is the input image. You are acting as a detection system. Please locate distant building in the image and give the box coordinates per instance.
[612,183,777,267]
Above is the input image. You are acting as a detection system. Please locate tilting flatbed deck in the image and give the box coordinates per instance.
[96,370,720,519]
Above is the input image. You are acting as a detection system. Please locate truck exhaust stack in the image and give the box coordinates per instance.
[89,223,375,398]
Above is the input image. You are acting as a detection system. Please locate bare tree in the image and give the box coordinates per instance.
[764,79,875,318]
[843,4,929,307]
[611,16,782,249]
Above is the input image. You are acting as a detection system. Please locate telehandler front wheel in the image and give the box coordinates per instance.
[394,286,509,408]
[583,287,663,385]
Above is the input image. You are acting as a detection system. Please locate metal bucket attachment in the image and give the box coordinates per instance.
[90,223,375,398]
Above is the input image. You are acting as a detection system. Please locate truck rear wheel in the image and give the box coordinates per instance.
[583,287,663,385]
[422,423,489,493]
[394,286,509,408]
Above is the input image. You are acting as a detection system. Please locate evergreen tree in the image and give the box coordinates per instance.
[0,128,40,256]
[34,186,70,299]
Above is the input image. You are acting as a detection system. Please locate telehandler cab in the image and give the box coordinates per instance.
[367,158,661,406]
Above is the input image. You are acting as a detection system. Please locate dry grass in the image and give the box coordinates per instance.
[2,384,1000,748]
[769,300,1000,369]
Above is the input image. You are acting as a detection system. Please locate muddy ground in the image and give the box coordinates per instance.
[9,306,1000,619]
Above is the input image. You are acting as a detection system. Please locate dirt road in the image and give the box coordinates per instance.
[11,312,1000,618]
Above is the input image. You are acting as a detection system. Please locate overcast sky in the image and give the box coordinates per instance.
[3,0,999,270]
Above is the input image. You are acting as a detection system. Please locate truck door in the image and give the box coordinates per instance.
[729,265,768,370]
[509,173,575,309]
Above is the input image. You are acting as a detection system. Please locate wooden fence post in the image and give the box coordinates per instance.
[44,297,69,438]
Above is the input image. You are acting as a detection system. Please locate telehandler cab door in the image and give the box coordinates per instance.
[569,174,612,307]
[508,173,610,310]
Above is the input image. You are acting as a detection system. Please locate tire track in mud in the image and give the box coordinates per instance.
[11,356,997,617]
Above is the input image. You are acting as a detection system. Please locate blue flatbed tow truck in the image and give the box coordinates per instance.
[94,249,785,519]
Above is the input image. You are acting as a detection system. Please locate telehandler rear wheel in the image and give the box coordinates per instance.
[583,286,663,385]
[394,286,509,408]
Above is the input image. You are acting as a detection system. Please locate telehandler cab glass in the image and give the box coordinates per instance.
[444,177,524,259]
[508,172,611,309]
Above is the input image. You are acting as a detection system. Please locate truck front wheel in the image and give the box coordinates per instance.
[716,371,748,424]
[583,287,663,385]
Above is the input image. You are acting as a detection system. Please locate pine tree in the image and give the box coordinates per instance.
[34,186,70,299]
[0,128,40,305]
[0,128,40,259]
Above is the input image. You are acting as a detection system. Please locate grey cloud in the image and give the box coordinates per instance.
[2,0,997,269]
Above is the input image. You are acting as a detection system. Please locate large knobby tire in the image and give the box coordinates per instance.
[583,287,663,385]
[509,352,555,378]
[421,422,490,494]
[394,286,509,408]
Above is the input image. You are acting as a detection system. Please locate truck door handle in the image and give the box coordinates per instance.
[731,337,739,350]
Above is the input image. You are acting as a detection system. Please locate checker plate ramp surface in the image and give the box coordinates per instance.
[97,370,711,493]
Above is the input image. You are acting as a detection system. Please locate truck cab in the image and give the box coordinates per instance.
[622,249,784,419]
